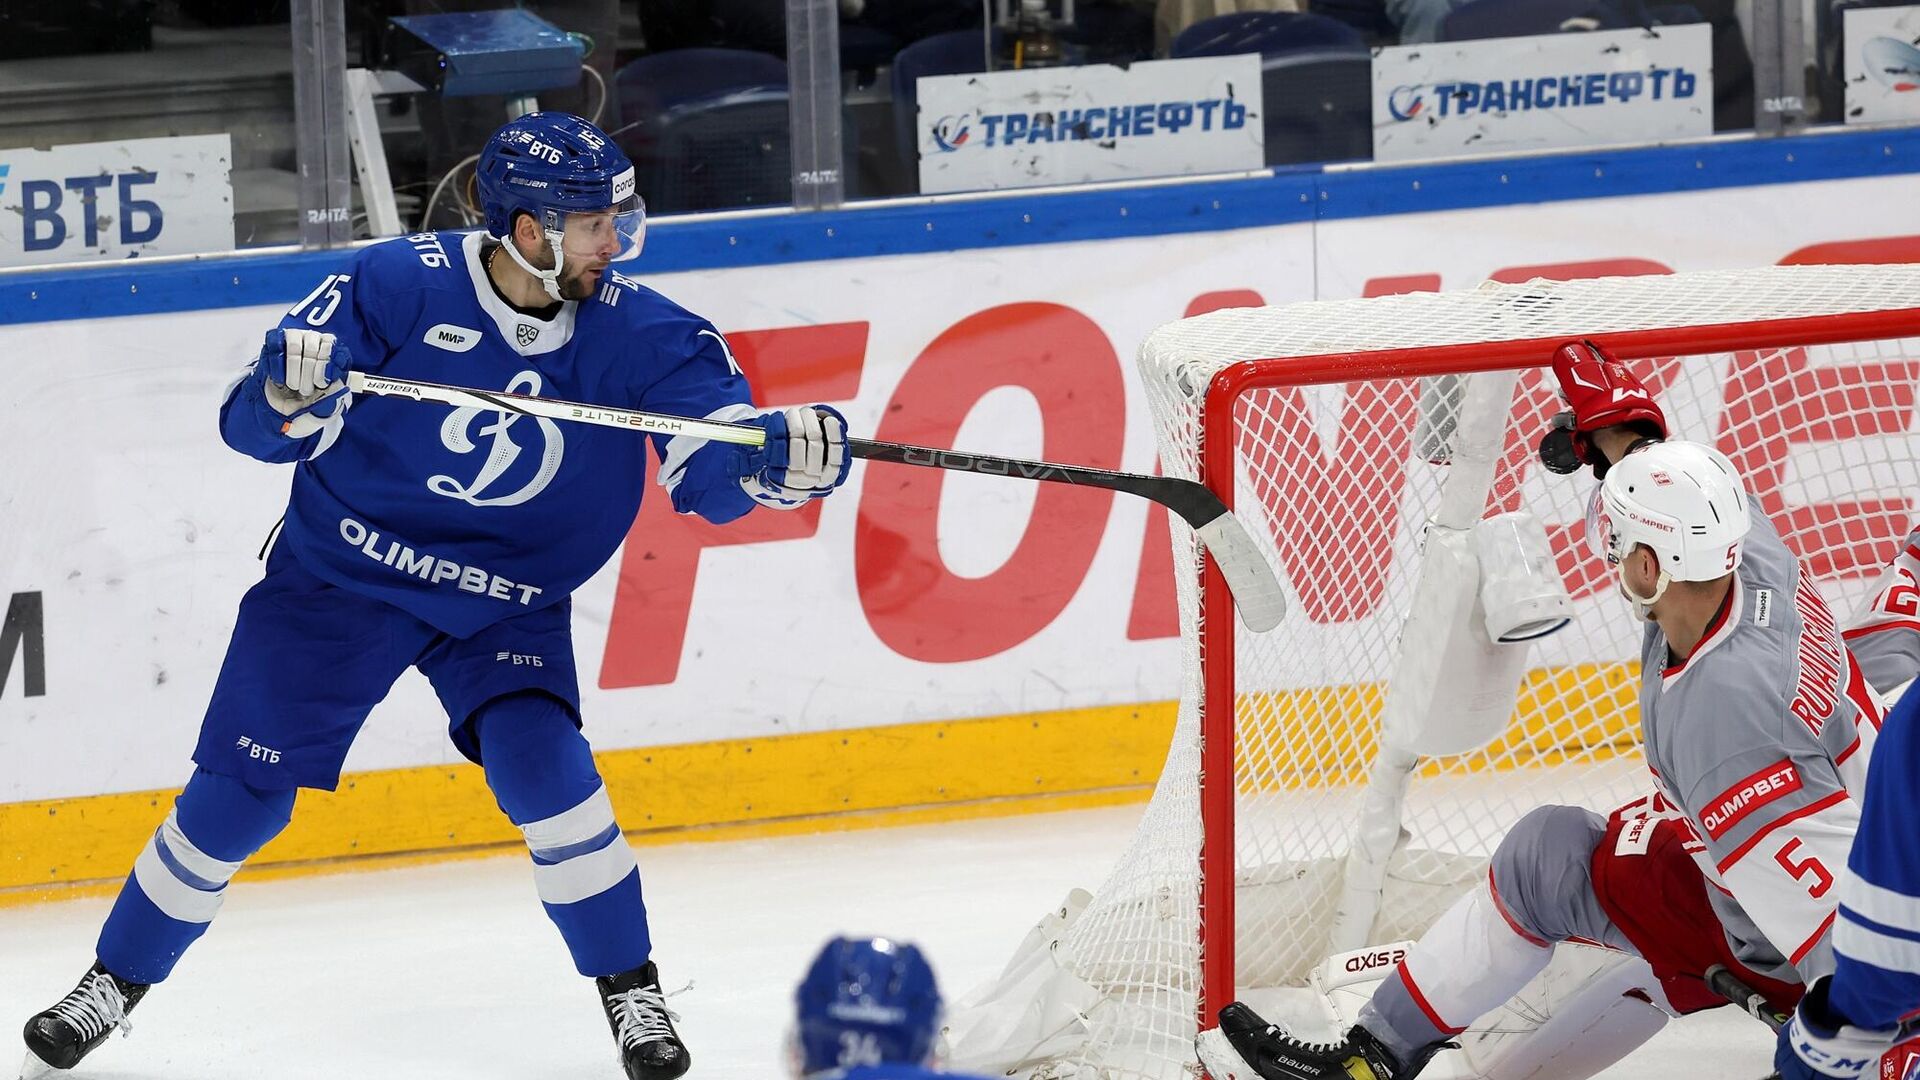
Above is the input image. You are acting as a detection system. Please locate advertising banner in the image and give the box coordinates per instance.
[915,55,1264,194]
[4,172,1920,804]
[1372,26,1713,163]
[1845,5,1920,124]
[0,134,234,267]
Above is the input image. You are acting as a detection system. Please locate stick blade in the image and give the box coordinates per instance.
[1196,512,1288,632]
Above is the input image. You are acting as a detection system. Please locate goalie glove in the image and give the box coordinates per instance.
[255,328,351,438]
[1538,339,1667,480]
[733,405,852,509]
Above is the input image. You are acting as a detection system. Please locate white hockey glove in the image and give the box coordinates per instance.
[255,328,350,438]
[735,405,852,509]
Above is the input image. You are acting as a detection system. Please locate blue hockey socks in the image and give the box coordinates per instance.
[95,768,295,984]
[474,691,652,977]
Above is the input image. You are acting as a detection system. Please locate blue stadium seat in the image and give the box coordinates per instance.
[890,29,998,178]
[1262,49,1373,165]
[1307,0,1397,43]
[1170,13,1371,168]
[637,87,800,213]
[1438,0,1636,41]
[1170,11,1367,57]
[614,47,788,120]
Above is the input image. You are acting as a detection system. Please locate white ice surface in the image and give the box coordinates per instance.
[2,805,1775,1079]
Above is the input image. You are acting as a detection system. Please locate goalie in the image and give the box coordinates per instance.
[1200,341,1920,1080]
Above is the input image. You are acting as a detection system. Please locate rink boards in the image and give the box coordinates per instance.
[6,128,1920,894]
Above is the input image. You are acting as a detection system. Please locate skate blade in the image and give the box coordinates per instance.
[1196,1027,1256,1080]
[17,1050,60,1080]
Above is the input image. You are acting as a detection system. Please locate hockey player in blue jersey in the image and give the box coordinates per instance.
[1777,676,1920,1079]
[19,112,850,1080]
[790,937,998,1080]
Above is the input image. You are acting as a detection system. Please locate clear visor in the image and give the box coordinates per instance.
[1584,485,1620,566]
[556,195,646,263]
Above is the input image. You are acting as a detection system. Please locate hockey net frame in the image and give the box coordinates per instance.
[1188,275,1920,1035]
[946,266,1920,1080]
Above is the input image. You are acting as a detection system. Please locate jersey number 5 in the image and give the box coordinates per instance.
[288,273,353,327]
[1774,838,1834,899]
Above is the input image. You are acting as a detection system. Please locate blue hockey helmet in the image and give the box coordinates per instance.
[475,112,644,299]
[793,936,943,1075]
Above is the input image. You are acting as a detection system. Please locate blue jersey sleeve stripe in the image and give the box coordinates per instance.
[1840,903,1920,947]
[1841,868,1920,935]
[1835,915,1920,975]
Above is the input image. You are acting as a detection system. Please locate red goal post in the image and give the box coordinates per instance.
[1192,294,1920,1033]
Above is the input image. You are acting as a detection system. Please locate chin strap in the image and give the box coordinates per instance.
[1619,565,1672,622]
[499,227,568,302]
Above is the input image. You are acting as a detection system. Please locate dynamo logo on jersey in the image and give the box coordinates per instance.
[428,370,564,508]
[930,114,973,152]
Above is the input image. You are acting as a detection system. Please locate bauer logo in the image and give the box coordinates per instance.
[423,323,482,353]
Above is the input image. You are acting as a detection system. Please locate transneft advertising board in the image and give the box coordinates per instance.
[915,55,1264,194]
[1845,5,1920,125]
[1372,26,1713,163]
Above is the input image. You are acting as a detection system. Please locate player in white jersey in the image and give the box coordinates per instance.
[1200,341,1920,1080]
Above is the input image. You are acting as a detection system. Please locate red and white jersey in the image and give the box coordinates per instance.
[1844,534,1920,695]
[1637,512,1890,984]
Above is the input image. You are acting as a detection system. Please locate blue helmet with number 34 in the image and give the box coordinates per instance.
[791,936,943,1076]
[475,112,644,296]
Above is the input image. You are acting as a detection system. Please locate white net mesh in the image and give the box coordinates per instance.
[1018,266,1920,1079]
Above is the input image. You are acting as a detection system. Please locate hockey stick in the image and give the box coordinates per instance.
[1707,964,1790,1032]
[344,372,1288,631]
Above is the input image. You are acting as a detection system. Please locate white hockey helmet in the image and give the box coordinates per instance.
[1586,440,1750,615]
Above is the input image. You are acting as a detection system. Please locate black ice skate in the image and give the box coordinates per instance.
[1195,1002,1448,1080]
[596,961,689,1080]
[19,962,149,1078]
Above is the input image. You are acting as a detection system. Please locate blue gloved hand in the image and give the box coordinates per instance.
[732,405,852,509]
[253,328,351,438]
[1776,977,1899,1080]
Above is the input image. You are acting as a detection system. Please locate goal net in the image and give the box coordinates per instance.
[945,266,1920,1080]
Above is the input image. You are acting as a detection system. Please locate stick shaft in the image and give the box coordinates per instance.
[344,372,1287,630]
[346,372,767,446]
[1706,965,1790,1031]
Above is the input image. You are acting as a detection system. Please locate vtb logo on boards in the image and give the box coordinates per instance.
[7,169,166,253]
[1,591,46,698]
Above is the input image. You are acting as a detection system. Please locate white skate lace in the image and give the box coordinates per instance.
[608,986,682,1049]
[1264,1023,1347,1057]
[47,972,131,1042]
